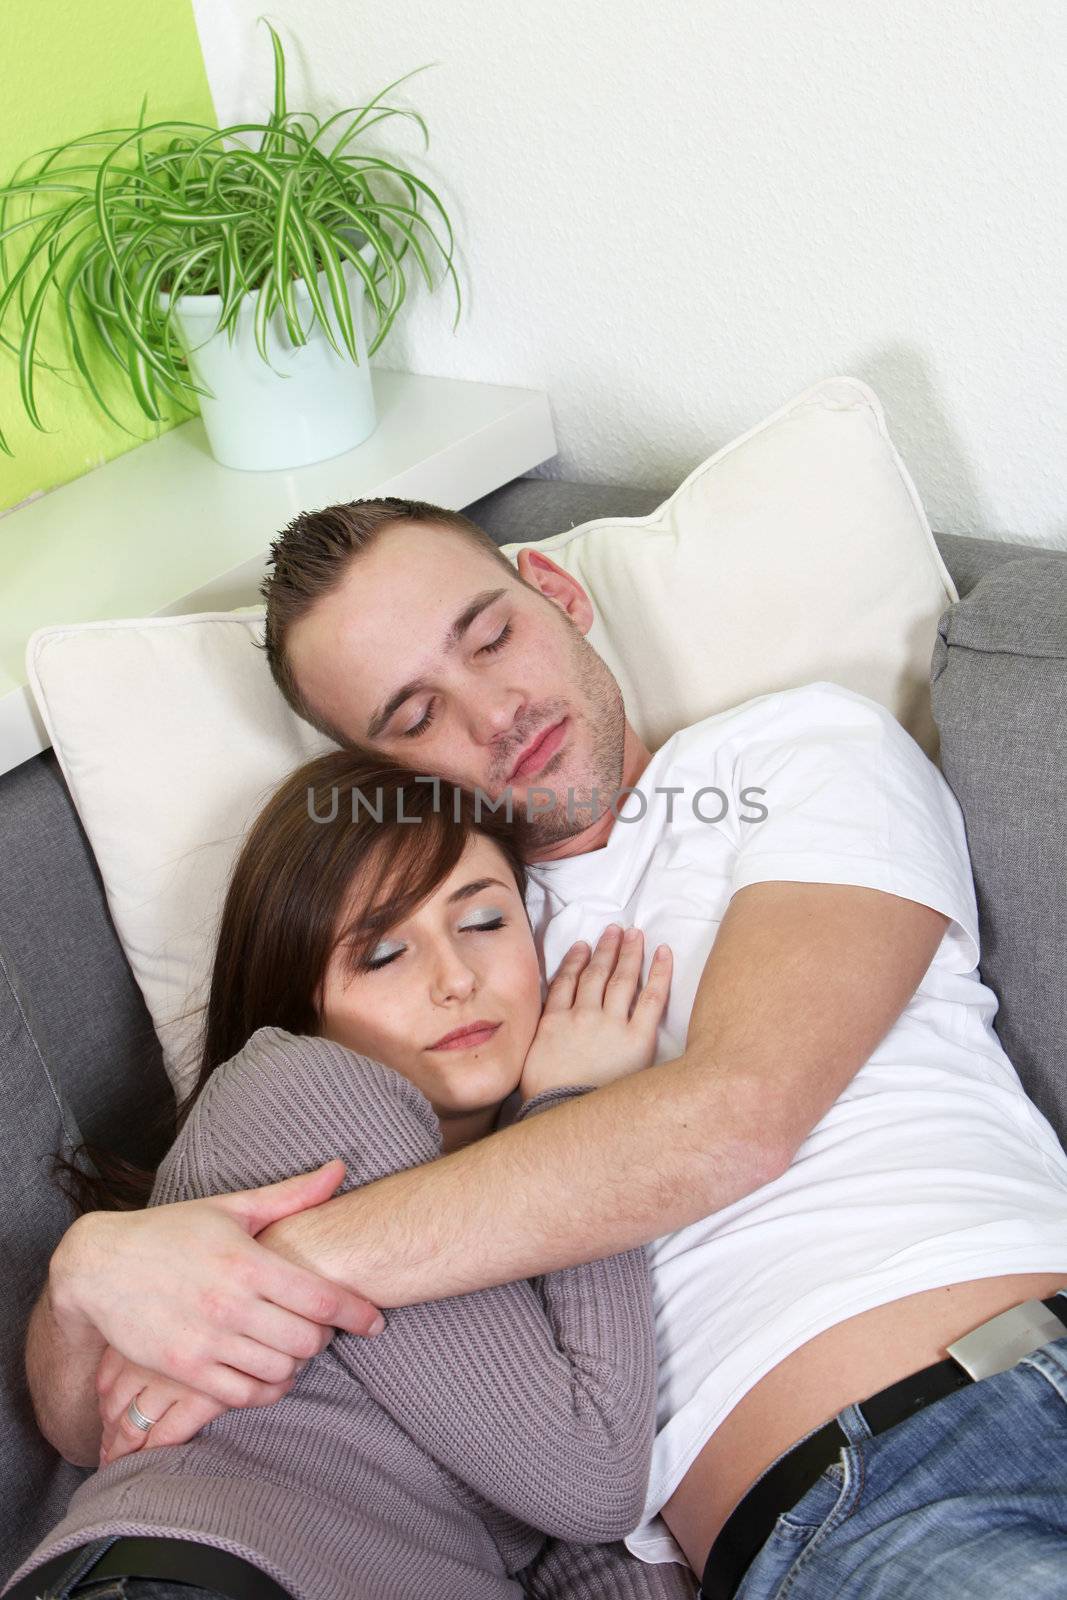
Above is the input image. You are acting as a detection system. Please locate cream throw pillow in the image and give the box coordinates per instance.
[500,375,954,758]
[27,614,336,1092]
[25,375,953,1091]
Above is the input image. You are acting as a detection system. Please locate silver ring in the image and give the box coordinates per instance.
[126,1395,157,1433]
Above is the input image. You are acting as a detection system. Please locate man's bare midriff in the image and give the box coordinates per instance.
[660,1270,1067,1577]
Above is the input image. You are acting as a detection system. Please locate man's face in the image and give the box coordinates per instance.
[285,522,627,851]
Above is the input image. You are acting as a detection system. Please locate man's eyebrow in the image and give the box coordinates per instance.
[365,588,508,740]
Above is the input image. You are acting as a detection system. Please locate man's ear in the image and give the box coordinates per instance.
[515,548,595,633]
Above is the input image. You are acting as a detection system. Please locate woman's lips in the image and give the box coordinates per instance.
[509,717,568,782]
[428,1021,502,1052]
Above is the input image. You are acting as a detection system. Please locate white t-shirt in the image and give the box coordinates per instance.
[522,681,1067,1567]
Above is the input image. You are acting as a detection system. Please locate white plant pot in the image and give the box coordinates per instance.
[159,242,379,471]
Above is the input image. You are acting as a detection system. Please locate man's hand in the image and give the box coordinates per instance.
[51,1159,385,1408]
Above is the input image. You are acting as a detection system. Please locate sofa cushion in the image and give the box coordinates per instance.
[931,555,1067,1146]
[497,375,955,758]
[463,476,1056,604]
[24,615,335,1094]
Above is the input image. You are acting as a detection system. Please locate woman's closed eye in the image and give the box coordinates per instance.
[362,939,406,971]
[458,906,508,932]
[362,910,509,971]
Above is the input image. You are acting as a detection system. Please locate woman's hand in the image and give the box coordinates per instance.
[518,925,672,1102]
[96,1346,230,1465]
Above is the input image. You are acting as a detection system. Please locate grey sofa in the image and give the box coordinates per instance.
[2,475,1066,1581]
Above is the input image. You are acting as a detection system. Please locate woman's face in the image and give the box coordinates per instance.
[318,833,543,1144]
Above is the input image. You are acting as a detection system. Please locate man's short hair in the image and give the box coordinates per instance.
[258,498,518,743]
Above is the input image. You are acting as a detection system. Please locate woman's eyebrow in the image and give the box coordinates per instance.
[344,877,510,940]
[365,588,508,739]
[448,877,510,904]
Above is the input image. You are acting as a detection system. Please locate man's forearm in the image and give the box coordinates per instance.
[26,1222,107,1468]
[263,1051,771,1305]
[262,884,949,1307]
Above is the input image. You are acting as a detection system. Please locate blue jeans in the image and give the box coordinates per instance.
[710,1316,1067,1599]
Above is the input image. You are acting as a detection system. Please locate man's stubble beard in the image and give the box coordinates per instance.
[517,617,626,851]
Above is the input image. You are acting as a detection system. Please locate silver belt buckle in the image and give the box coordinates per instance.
[946,1297,1067,1381]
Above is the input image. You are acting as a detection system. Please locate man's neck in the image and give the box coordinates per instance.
[527,720,652,863]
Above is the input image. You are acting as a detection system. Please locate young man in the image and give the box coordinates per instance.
[27,498,1067,1599]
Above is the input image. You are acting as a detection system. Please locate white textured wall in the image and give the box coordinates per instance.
[192,1,1066,547]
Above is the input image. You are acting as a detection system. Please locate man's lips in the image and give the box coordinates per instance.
[427,1020,502,1051]
[507,718,568,783]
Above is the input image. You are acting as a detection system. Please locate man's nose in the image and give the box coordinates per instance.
[467,689,524,746]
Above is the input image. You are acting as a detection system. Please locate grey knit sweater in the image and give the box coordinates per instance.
[6,1027,697,1600]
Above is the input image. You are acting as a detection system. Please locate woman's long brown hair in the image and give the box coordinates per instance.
[55,750,528,1214]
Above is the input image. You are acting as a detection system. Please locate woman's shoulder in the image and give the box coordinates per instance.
[182,1026,387,1112]
[213,1026,434,1118]
[152,1027,442,1205]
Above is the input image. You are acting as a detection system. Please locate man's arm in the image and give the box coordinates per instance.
[33,881,947,1437]
[263,882,950,1298]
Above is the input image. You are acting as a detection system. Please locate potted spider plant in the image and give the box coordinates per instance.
[0,22,460,471]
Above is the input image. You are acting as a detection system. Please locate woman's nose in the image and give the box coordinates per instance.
[431,949,477,1005]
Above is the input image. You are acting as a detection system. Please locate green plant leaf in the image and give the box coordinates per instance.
[287,192,349,353]
[271,166,303,341]
[330,229,387,324]
[326,63,435,151]
[261,19,289,158]
[61,263,139,434]
[17,224,99,428]
[306,216,358,360]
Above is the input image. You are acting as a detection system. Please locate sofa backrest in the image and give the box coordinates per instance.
[931,550,1067,1140]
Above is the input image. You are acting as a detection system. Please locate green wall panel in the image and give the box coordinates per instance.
[0,0,216,513]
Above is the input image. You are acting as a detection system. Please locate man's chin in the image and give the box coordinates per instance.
[514,795,603,853]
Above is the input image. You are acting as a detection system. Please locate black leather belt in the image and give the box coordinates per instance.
[699,1292,1067,1600]
[7,1534,293,1600]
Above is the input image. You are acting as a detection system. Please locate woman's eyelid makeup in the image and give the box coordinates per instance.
[363,896,511,968]
[457,903,508,929]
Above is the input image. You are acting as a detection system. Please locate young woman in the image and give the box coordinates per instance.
[5,751,693,1600]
